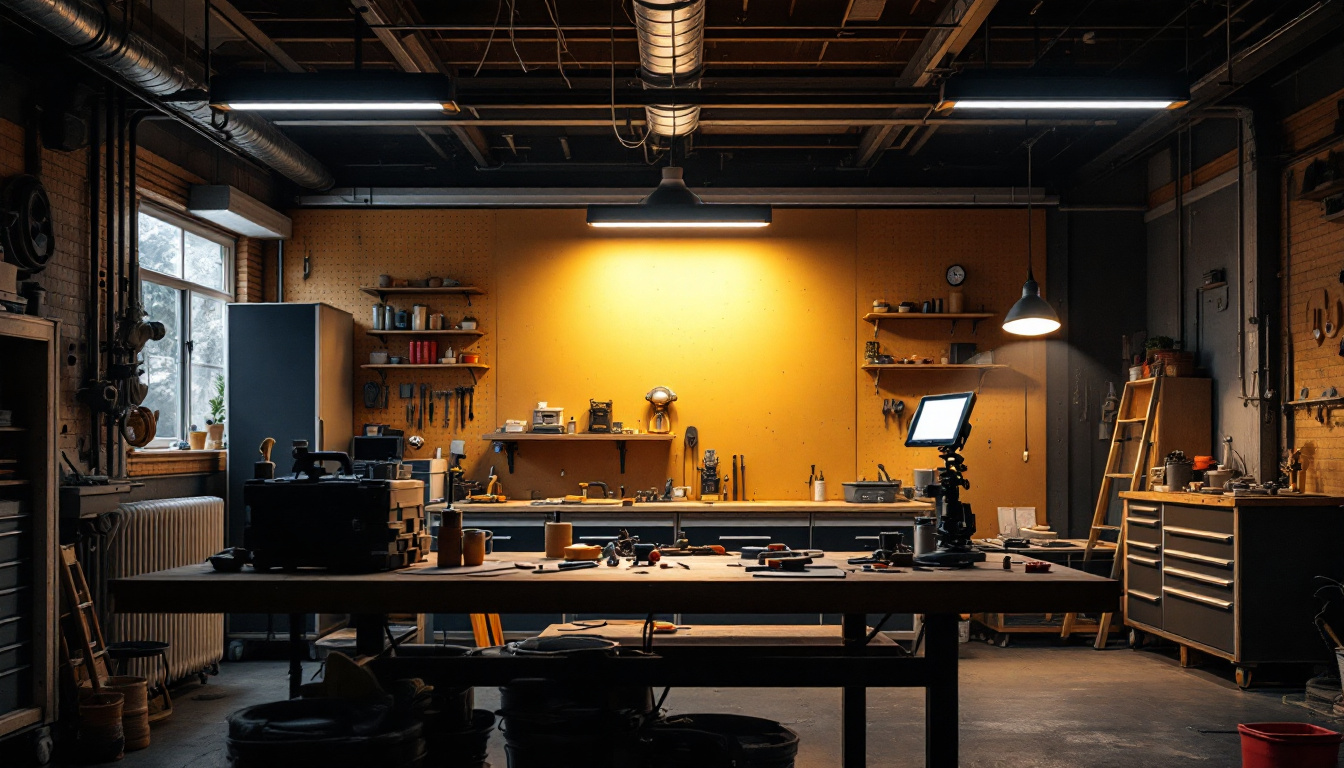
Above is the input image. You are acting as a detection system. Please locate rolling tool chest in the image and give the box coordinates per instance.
[1120,491,1344,688]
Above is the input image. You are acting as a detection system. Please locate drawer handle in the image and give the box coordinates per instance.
[1164,566,1234,588]
[1129,505,1159,513]
[1164,526,1233,544]
[1128,540,1161,552]
[1164,549,1233,568]
[1126,517,1160,528]
[1128,589,1161,604]
[1126,554,1161,567]
[1163,586,1233,610]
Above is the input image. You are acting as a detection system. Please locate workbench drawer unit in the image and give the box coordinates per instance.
[1121,494,1344,678]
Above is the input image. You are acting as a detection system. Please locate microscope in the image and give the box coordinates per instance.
[904,392,985,568]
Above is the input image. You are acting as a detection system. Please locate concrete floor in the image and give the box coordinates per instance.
[89,641,1344,768]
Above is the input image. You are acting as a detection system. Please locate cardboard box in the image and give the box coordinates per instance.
[0,262,16,295]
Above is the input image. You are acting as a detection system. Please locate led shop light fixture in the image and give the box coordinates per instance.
[587,167,772,229]
[940,74,1188,112]
[211,71,458,113]
[1002,139,1060,337]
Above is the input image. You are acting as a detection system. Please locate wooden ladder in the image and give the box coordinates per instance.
[1060,375,1163,647]
[58,545,110,691]
[469,614,505,647]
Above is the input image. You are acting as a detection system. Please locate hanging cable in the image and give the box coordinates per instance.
[610,0,650,149]
[507,0,528,71]
[472,0,505,76]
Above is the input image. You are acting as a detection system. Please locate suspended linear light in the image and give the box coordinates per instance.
[587,167,771,229]
[1002,140,1060,337]
[211,72,458,113]
[940,74,1188,112]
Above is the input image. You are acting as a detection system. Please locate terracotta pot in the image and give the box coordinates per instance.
[206,423,225,449]
[188,431,207,450]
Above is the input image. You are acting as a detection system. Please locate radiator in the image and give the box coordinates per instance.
[106,496,225,687]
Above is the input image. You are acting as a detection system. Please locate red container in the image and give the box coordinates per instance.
[1239,723,1342,768]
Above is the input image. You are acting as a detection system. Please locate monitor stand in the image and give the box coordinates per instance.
[913,427,985,568]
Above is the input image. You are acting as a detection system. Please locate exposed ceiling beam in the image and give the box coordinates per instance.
[355,0,497,167]
[276,117,1116,128]
[296,186,1056,208]
[852,0,998,167]
[210,0,305,73]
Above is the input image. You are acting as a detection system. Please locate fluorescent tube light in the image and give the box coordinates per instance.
[211,72,458,114]
[940,74,1188,114]
[948,99,1184,110]
[221,102,451,112]
[589,221,770,229]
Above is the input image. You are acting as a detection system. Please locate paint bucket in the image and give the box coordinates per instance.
[104,676,150,751]
[78,691,126,762]
[498,637,651,768]
[646,713,800,768]
[1238,723,1342,768]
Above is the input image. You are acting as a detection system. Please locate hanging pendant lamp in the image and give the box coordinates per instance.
[1002,140,1060,337]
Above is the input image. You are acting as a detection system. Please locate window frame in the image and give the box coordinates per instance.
[137,202,236,448]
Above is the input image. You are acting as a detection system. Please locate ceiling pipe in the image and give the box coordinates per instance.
[0,0,334,189]
[634,0,706,137]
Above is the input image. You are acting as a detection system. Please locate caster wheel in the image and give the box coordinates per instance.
[1129,628,1143,649]
[1236,667,1253,690]
[227,640,246,662]
[29,727,53,767]
[198,671,210,685]
[996,634,1010,648]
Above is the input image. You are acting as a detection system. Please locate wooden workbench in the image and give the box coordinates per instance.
[111,552,1116,768]
[455,499,936,514]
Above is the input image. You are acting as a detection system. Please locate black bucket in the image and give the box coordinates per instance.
[429,708,495,768]
[646,714,800,768]
[496,637,652,768]
[226,698,427,768]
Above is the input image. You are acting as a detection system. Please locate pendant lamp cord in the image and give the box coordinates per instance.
[1025,138,1034,282]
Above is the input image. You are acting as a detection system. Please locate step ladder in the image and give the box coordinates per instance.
[58,545,110,691]
[1060,375,1164,647]
[470,614,505,647]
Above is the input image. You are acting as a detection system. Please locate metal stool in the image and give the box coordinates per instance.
[106,641,173,721]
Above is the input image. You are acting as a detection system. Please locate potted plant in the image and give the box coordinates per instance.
[205,374,226,449]
[1145,335,1194,377]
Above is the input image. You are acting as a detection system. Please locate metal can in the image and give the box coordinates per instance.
[411,304,428,331]
[384,304,397,330]
[372,303,386,330]
[913,516,936,555]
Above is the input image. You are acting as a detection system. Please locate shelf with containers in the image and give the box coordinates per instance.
[361,285,487,380]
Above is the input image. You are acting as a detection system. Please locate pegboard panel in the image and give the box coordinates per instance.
[854,209,1049,534]
[284,209,498,476]
[282,206,1046,519]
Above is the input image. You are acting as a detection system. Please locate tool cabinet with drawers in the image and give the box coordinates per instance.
[1120,491,1344,688]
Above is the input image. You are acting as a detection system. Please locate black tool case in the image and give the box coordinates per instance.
[244,477,429,572]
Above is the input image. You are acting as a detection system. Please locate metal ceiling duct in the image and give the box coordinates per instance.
[1,0,334,190]
[634,0,706,137]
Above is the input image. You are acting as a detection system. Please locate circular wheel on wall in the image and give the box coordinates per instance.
[0,174,56,276]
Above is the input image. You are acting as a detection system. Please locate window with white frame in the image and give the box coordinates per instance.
[137,207,233,446]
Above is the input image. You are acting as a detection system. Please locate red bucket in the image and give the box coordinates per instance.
[1238,722,1342,768]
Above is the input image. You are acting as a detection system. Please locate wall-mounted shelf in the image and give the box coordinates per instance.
[481,432,676,474]
[366,330,484,337]
[1284,395,1344,417]
[360,286,486,305]
[0,427,27,432]
[360,362,489,385]
[862,363,1008,393]
[863,312,995,336]
[1299,179,1344,202]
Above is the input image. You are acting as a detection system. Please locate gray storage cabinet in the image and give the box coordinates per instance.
[1121,491,1344,687]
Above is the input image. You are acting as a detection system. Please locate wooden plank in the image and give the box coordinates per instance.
[459,499,935,514]
[110,552,1119,617]
[480,433,674,442]
[861,364,1008,371]
[359,286,485,297]
[1120,490,1344,508]
[0,707,42,738]
[863,313,995,321]
[538,621,897,645]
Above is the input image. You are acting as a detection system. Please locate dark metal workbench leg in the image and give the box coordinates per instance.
[288,613,303,699]
[842,613,866,768]
[924,613,959,768]
[354,614,386,657]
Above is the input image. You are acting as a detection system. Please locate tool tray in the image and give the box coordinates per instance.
[244,477,428,572]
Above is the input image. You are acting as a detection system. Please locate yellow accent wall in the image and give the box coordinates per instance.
[283,207,1049,533]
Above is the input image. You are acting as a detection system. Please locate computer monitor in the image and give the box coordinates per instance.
[904,392,976,448]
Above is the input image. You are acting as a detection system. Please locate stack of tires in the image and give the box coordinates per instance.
[394,644,495,768]
[226,698,427,768]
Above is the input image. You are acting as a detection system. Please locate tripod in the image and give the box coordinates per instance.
[914,423,985,568]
